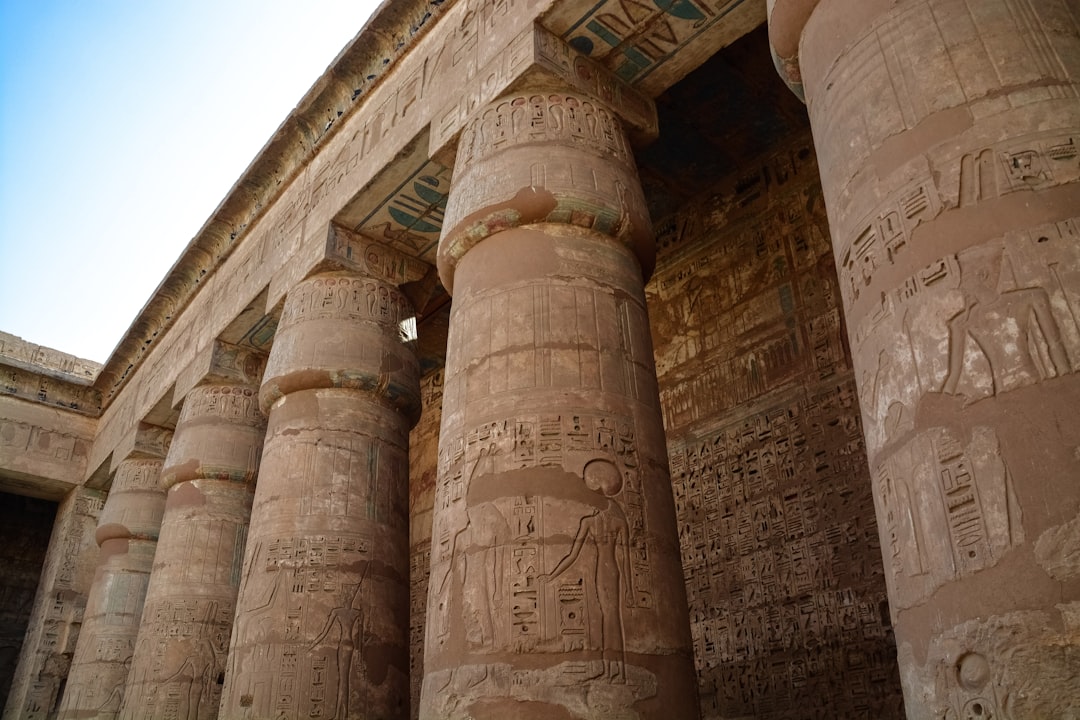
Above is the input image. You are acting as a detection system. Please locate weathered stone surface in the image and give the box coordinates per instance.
[0,332,101,385]
[771,0,1080,715]
[3,487,103,720]
[420,88,698,720]
[0,396,96,499]
[119,382,265,720]
[55,458,166,720]
[408,369,443,719]
[221,272,420,719]
[647,129,905,719]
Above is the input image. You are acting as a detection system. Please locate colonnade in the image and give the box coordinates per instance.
[48,2,1080,717]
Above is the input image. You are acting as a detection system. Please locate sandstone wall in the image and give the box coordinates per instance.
[645,131,907,719]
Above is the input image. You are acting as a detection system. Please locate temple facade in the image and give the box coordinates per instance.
[2,1,1078,718]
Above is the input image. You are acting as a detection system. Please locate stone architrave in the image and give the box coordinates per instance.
[119,380,266,720]
[219,271,420,720]
[419,88,699,719]
[55,457,167,720]
[769,0,1080,716]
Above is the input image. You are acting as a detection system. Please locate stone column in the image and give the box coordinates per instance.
[419,89,699,720]
[768,0,1080,717]
[56,457,166,719]
[119,382,264,720]
[219,271,420,719]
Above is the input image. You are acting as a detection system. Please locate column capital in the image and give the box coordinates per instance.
[767,0,894,100]
[765,0,819,99]
[259,271,422,423]
[437,88,654,294]
[161,382,265,490]
[95,456,165,546]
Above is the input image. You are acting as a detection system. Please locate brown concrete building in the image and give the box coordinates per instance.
[2,1,1078,718]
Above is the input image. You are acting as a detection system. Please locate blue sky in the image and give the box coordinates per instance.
[0,0,381,363]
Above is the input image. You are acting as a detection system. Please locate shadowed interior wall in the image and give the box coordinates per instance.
[644,130,907,719]
[0,492,56,708]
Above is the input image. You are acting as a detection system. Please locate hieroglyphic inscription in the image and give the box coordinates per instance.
[0,419,90,469]
[277,274,414,331]
[650,131,904,718]
[228,533,372,718]
[177,384,260,424]
[122,598,235,720]
[456,92,633,169]
[669,381,902,718]
[649,155,845,432]
[0,364,101,415]
[443,284,652,404]
[874,425,1024,610]
[326,225,431,285]
[430,411,654,670]
[0,332,101,383]
[809,0,1080,213]
[268,432,407,531]
[854,217,1080,457]
[838,131,1080,323]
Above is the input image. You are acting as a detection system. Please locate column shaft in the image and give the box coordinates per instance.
[56,459,166,719]
[771,0,1080,716]
[120,383,264,720]
[420,90,699,719]
[220,272,420,719]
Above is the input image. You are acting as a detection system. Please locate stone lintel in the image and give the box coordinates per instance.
[108,422,173,475]
[429,22,658,168]
[173,339,269,405]
[0,331,101,386]
[0,362,102,418]
[0,395,96,500]
[323,224,432,285]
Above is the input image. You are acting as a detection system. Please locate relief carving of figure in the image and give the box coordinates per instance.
[310,569,369,720]
[434,447,510,651]
[942,243,1071,397]
[544,459,635,683]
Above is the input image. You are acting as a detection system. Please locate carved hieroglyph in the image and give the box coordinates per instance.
[55,458,166,720]
[420,89,699,720]
[120,382,266,720]
[648,132,905,719]
[220,272,420,719]
[772,0,1080,716]
[408,369,443,719]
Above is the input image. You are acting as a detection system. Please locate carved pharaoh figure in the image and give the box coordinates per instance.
[942,243,1071,398]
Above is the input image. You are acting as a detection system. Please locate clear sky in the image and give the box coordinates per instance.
[0,0,382,363]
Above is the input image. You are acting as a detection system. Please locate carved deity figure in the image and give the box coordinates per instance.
[160,603,221,720]
[310,572,369,720]
[942,244,1071,397]
[545,459,635,682]
[434,447,510,651]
